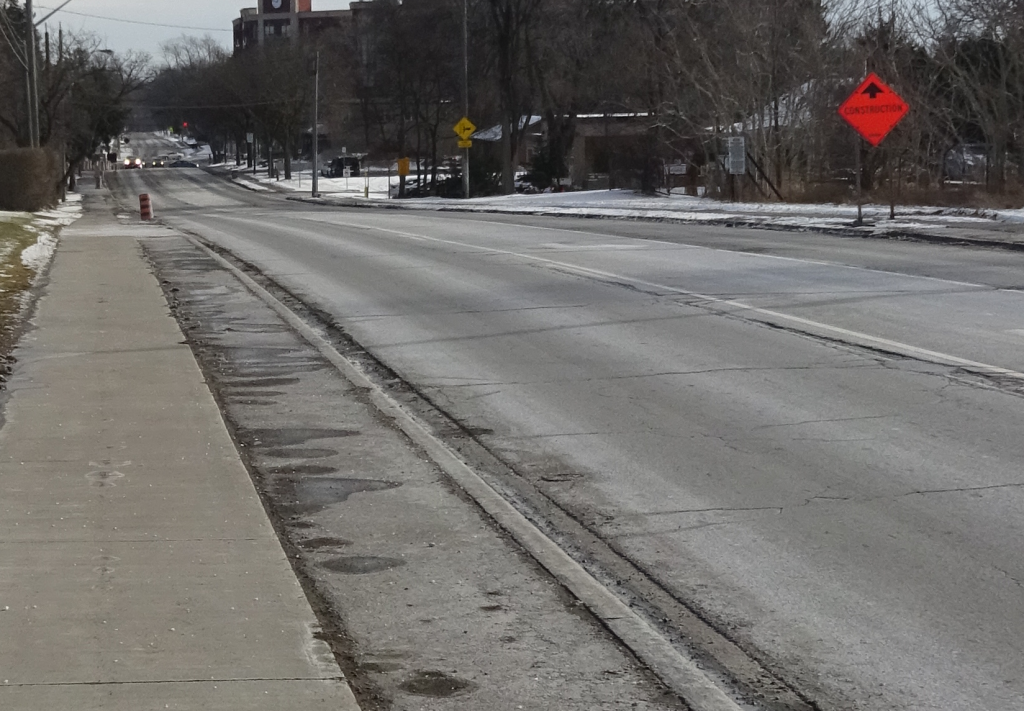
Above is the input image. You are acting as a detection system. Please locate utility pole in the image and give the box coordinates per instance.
[23,53,31,146]
[312,51,319,198]
[26,0,38,147]
[23,0,75,147]
[461,0,470,199]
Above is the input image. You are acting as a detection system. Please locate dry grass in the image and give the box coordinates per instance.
[0,217,48,358]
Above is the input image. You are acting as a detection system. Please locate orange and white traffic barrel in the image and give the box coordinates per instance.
[139,193,153,221]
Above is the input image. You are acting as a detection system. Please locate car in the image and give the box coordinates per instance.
[123,156,142,169]
[169,160,199,168]
[150,156,168,168]
[321,156,361,178]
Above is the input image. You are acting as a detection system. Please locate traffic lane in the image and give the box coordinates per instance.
[126,133,180,158]
[108,169,276,213]
[430,209,1024,289]
[169,208,1024,711]
[290,209,1024,378]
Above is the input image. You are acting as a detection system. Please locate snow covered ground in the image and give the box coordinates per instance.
[404,190,1024,230]
[217,159,1024,235]
[0,194,83,351]
[21,194,83,272]
[238,169,399,199]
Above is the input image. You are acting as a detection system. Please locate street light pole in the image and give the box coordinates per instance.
[461,0,470,199]
[312,50,319,198]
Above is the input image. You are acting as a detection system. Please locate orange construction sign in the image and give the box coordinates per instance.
[838,73,909,147]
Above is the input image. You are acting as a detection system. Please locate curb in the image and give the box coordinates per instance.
[180,230,750,711]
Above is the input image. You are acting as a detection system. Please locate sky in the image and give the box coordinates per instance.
[31,0,353,58]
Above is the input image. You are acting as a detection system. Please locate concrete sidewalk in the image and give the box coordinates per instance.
[0,189,360,710]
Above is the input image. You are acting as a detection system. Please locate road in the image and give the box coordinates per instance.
[110,152,1024,711]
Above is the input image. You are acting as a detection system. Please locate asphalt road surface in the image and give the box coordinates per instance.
[110,153,1024,711]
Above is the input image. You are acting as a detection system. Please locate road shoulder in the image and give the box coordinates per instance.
[139,208,689,710]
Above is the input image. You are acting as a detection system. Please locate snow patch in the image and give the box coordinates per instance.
[20,193,84,273]
[232,177,272,193]
[21,232,57,271]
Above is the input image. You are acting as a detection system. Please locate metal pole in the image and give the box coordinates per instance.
[26,0,39,147]
[854,136,863,225]
[312,51,319,198]
[23,63,32,146]
[855,58,866,226]
[461,0,470,199]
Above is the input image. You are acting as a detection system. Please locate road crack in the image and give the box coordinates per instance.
[899,482,1024,497]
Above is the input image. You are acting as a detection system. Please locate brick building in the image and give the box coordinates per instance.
[233,0,351,52]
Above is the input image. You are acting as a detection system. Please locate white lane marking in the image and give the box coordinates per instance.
[284,215,1024,381]
[322,210,1004,292]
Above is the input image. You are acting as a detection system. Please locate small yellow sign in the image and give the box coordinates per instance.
[397,157,410,176]
[454,117,477,140]
[458,139,473,149]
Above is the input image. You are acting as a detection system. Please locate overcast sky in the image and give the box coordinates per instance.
[33,0,353,58]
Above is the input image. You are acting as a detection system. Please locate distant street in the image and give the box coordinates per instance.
[111,157,1024,711]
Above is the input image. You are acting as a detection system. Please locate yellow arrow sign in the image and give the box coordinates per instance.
[454,117,477,140]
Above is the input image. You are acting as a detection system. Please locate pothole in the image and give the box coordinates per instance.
[321,556,406,574]
[239,427,359,447]
[359,661,404,673]
[277,477,402,514]
[224,377,301,388]
[398,670,477,697]
[223,389,286,398]
[298,536,352,550]
[268,463,339,476]
[262,447,338,459]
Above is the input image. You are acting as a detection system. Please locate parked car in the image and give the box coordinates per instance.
[321,156,361,178]
[169,160,199,168]
[123,156,142,169]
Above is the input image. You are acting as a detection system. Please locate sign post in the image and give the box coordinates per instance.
[311,51,320,199]
[454,117,476,197]
[838,72,909,225]
[726,137,746,176]
[726,136,746,201]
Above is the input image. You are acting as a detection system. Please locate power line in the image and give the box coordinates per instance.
[0,7,28,70]
[119,99,308,110]
[35,6,232,32]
